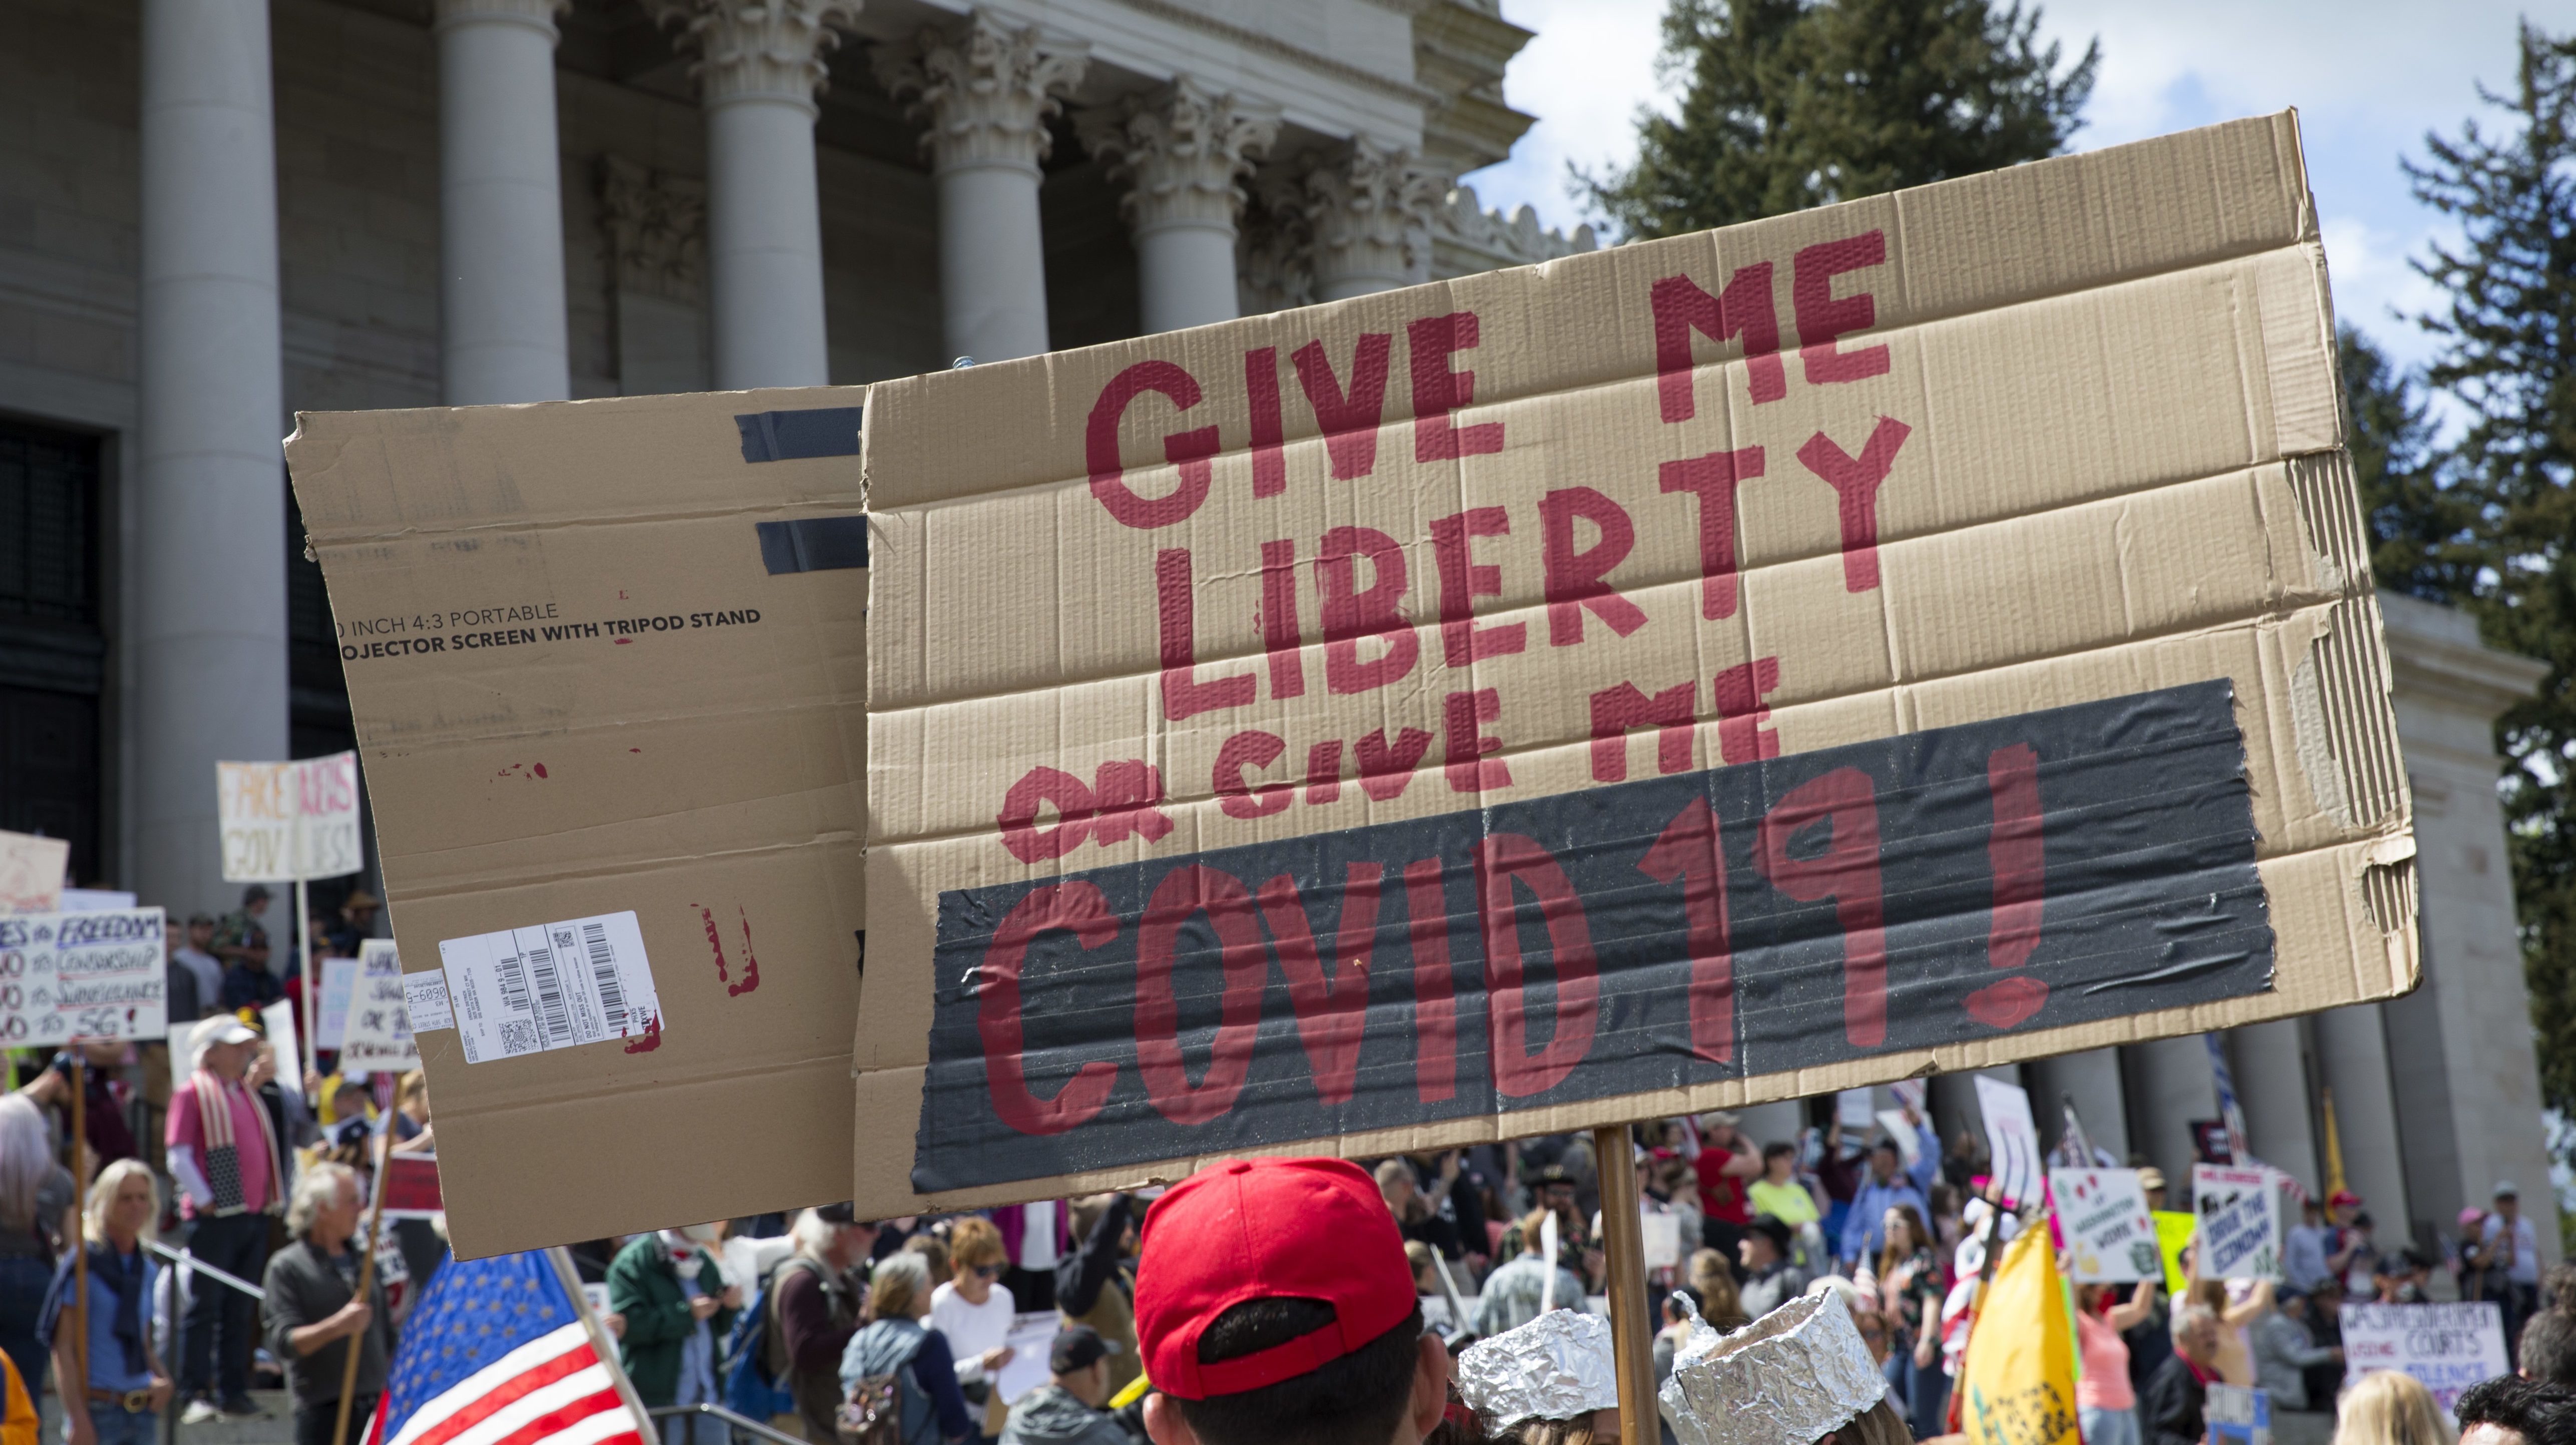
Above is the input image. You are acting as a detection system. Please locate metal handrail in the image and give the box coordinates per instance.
[144,1239,266,1301]
[647,1401,810,1445]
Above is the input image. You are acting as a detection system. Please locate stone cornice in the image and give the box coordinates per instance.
[653,0,861,113]
[1108,0,1439,112]
[1076,79,1280,235]
[873,10,1090,176]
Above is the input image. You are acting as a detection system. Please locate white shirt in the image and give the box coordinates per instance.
[929,1278,1016,1383]
[174,947,222,1007]
[2484,1212,2541,1285]
[1019,1201,1059,1272]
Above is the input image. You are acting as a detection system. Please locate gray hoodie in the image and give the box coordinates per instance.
[999,1384,1127,1445]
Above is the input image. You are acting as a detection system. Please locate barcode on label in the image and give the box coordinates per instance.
[583,922,628,1034]
[494,947,533,1019]
[527,944,572,1044]
[438,910,661,1066]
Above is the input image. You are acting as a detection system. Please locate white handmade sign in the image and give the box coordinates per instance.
[341,939,419,1069]
[0,832,68,916]
[218,753,363,883]
[2341,1302,2508,1417]
[2051,1168,2158,1281]
[1978,1075,2042,1208]
[2192,1164,2280,1280]
[319,955,358,1049]
[0,907,167,1042]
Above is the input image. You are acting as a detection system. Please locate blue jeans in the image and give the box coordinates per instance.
[1885,1347,1950,1438]
[69,1404,160,1445]
[2081,1406,2141,1445]
[0,1255,54,1398]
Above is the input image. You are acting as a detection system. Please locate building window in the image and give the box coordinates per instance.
[0,420,105,884]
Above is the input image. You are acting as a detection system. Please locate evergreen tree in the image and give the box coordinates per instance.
[1589,0,2098,238]
[2404,23,2576,1116]
[2338,325,2482,603]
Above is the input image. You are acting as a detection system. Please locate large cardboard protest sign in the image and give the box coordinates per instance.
[0,908,168,1043]
[219,754,363,882]
[852,113,2415,1215]
[284,389,870,1256]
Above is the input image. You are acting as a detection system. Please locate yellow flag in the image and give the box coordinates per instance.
[1960,1224,2080,1445]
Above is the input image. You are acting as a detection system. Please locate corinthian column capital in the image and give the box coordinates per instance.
[1074,78,1280,236]
[1302,138,1446,295]
[872,10,1090,177]
[432,0,567,39]
[653,0,860,113]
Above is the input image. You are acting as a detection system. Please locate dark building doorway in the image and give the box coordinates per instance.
[0,420,104,884]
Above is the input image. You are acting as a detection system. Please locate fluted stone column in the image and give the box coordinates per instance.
[1076,80,1277,334]
[1303,139,1440,301]
[2228,1020,2322,1196]
[876,13,1087,364]
[137,0,288,915]
[2027,1047,2130,1163]
[436,0,571,403]
[2123,1038,2221,1192]
[657,0,854,389]
[2312,1003,2413,1231]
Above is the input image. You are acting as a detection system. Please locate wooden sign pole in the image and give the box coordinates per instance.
[1592,1124,1658,1445]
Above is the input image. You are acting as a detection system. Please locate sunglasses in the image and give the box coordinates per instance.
[972,1264,1005,1279]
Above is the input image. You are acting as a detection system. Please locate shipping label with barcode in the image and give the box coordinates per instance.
[436,911,661,1064]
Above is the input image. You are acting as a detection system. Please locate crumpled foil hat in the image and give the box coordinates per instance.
[1659,1292,1888,1445]
[1458,1310,1620,1427]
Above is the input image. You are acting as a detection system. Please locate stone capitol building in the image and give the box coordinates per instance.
[0,0,2558,1269]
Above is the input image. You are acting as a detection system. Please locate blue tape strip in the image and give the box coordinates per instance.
[735,407,864,463]
[754,517,869,574]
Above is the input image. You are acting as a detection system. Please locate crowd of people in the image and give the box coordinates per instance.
[0,893,2564,1445]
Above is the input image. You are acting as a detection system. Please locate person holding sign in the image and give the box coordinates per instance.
[165,1019,283,1423]
[2074,1283,2158,1445]
[262,1162,398,1445]
[39,1161,171,1445]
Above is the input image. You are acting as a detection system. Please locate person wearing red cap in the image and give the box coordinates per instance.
[1133,1158,1451,1445]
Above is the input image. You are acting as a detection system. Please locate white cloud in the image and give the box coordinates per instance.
[1460,0,2540,362]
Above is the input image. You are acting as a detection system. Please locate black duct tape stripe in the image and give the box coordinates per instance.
[735,406,863,463]
[910,679,2274,1193]
[755,517,869,574]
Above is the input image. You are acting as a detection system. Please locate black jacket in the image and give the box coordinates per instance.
[2141,1353,2209,1445]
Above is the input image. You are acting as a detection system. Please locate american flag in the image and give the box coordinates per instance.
[365,1251,646,1445]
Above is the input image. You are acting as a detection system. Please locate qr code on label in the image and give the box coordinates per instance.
[499,1020,540,1055]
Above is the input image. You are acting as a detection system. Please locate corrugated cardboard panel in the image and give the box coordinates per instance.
[286,388,869,1257]
[853,113,2416,1218]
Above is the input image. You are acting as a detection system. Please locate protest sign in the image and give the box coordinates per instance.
[0,908,166,1042]
[2193,1164,2280,1280]
[379,1154,444,1218]
[1836,1088,1875,1129]
[320,955,358,1050]
[0,832,67,916]
[848,112,2416,1217]
[218,753,362,883]
[2341,1302,2507,1416]
[2154,1212,2196,1296]
[342,940,419,1070]
[1978,1076,2042,1209]
[2050,1169,2157,1282]
[995,1313,1062,1405]
[262,1000,304,1102]
[2206,1385,2271,1445]
[286,388,872,1257]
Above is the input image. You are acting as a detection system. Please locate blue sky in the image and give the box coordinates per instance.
[1456,0,2549,377]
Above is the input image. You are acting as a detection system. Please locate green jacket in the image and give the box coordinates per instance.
[607,1234,738,1406]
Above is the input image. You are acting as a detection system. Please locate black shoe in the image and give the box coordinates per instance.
[217,1397,267,1421]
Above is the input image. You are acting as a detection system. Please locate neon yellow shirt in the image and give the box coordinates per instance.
[1747,1179,1819,1225]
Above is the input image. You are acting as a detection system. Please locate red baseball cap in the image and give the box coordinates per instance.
[1135,1157,1417,1400]
[2329,1190,2363,1209]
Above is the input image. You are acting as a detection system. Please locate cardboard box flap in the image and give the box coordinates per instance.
[286,387,870,1258]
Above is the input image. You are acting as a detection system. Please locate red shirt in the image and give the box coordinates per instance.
[1696,1146,1751,1224]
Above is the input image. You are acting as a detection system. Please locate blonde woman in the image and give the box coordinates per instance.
[2333,1370,2455,1445]
[842,1253,974,1445]
[44,1161,172,1445]
[0,1096,74,1399]
[930,1219,1016,1440]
